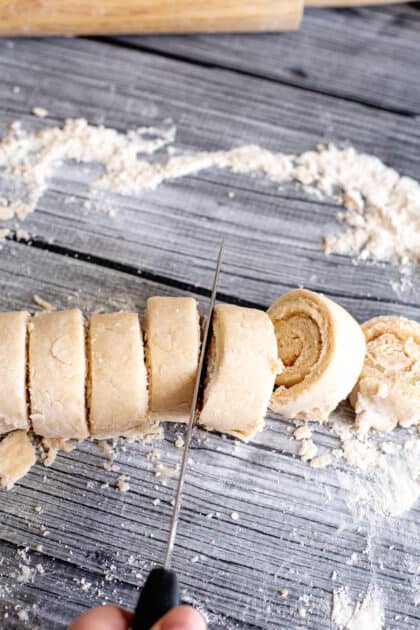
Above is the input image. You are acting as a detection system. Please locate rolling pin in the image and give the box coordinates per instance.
[0,0,408,36]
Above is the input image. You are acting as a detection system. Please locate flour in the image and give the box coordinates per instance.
[0,118,419,269]
[332,585,384,630]
[0,118,175,220]
[339,441,420,519]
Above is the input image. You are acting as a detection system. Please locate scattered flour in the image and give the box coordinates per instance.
[332,585,384,630]
[0,118,175,220]
[0,118,419,270]
[339,442,420,519]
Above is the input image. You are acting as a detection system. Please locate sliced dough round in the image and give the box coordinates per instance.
[268,289,366,421]
[349,315,420,435]
[199,304,280,441]
[29,309,88,439]
[0,430,36,491]
[146,297,200,423]
[88,312,150,438]
[0,312,29,435]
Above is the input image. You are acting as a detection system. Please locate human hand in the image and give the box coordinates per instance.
[68,604,207,630]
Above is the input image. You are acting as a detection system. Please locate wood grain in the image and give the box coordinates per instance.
[0,36,419,314]
[0,0,303,36]
[116,4,420,114]
[0,243,419,629]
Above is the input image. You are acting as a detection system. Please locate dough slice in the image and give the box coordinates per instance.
[146,296,200,423]
[0,430,36,490]
[199,304,280,441]
[29,309,88,439]
[88,312,150,437]
[268,289,366,421]
[0,311,29,434]
[349,315,420,435]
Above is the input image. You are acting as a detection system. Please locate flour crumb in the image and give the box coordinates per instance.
[0,228,10,241]
[33,294,53,311]
[17,609,29,622]
[42,437,76,467]
[15,228,30,240]
[298,607,306,618]
[31,107,49,118]
[293,425,312,440]
[230,511,239,521]
[174,434,184,449]
[97,439,116,459]
[116,475,130,492]
[311,453,333,469]
[298,439,318,462]
[279,588,289,598]
[102,461,120,472]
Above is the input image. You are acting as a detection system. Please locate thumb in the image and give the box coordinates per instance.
[151,606,206,630]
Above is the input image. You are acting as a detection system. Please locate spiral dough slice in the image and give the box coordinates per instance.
[268,289,366,421]
[349,315,420,435]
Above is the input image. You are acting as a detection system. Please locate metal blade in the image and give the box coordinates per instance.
[163,242,224,570]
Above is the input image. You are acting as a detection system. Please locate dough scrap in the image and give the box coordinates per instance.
[0,311,29,434]
[199,304,280,441]
[0,430,36,490]
[88,312,150,437]
[29,309,88,439]
[349,315,420,435]
[146,297,200,422]
[268,289,366,421]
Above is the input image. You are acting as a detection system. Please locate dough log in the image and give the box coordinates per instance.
[88,312,150,437]
[0,430,36,490]
[29,309,88,439]
[146,297,200,423]
[199,304,280,441]
[0,312,29,434]
[349,315,420,435]
[268,289,366,421]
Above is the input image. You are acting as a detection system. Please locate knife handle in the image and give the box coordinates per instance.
[131,567,180,630]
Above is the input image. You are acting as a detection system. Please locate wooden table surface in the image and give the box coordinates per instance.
[0,4,419,629]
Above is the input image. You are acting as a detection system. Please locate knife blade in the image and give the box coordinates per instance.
[131,242,224,630]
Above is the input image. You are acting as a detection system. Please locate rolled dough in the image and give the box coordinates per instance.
[199,304,280,441]
[268,289,366,421]
[29,309,88,439]
[88,312,150,437]
[350,315,420,435]
[146,296,200,422]
[0,311,29,434]
[0,430,36,490]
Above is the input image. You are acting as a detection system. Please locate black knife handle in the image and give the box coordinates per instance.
[131,568,180,630]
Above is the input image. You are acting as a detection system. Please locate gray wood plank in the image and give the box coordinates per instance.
[0,37,419,317]
[116,4,420,115]
[0,242,419,630]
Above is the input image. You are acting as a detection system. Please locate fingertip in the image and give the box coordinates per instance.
[68,605,133,630]
[152,605,207,630]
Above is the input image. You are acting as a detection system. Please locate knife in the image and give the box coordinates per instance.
[131,242,224,630]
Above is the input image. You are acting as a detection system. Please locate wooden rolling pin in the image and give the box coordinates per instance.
[0,0,408,36]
